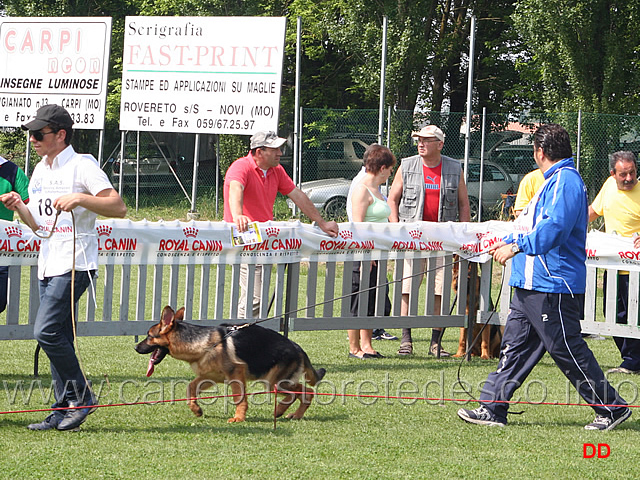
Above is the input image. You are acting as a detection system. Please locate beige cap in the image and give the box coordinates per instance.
[250,131,286,149]
[411,125,445,142]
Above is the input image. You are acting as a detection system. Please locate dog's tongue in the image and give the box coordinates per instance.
[146,357,155,377]
[146,349,162,377]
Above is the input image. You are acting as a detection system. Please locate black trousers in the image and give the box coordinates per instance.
[350,262,391,317]
[603,272,640,371]
[480,288,627,424]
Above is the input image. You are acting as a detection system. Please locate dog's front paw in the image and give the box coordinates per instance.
[286,413,303,420]
[227,416,245,423]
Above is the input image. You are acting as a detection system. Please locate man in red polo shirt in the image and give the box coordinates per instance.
[224,130,339,318]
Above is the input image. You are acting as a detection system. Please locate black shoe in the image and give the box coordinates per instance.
[363,352,385,359]
[27,412,65,431]
[57,397,96,431]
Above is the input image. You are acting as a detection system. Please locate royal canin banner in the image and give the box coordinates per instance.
[0,218,635,270]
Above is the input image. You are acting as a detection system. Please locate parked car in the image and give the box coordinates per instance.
[288,160,514,221]
[287,178,354,221]
[482,132,535,184]
[486,142,536,184]
[108,142,216,189]
[281,137,371,182]
[465,161,516,220]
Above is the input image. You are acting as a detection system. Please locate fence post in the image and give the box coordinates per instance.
[576,109,582,171]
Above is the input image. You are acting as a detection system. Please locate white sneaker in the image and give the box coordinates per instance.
[606,367,640,375]
[584,408,631,431]
[457,406,506,427]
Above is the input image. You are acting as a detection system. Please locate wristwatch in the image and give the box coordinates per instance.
[510,242,520,254]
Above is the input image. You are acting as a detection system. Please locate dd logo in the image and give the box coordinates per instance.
[583,443,610,458]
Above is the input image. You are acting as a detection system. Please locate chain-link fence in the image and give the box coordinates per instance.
[2,109,636,221]
[288,109,639,222]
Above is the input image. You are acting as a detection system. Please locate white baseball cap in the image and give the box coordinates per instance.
[250,131,286,149]
[411,125,445,142]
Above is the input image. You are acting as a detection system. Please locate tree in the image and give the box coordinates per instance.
[287,0,533,160]
[513,0,640,115]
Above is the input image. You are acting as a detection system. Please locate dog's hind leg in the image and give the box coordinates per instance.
[480,324,491,360]
[453,328,467,358]
[272,379,296,418]
[277,382,313,420]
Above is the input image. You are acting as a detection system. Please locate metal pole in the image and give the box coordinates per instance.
[478,107,487,222]
[378,16,388,145]
[293,106,304,216]
[98,129,105,166]
[293,16,302,187]
[463,15,477,183]
[386,105,392,147]
[386,105,392,192]
[135,131,140,212]
[118,131,125,194]
[299,106,304,167]
[576,109,582,172]
[190,133,201,217]
[215,136,220,218]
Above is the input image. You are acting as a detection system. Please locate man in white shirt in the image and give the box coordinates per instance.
[1,105,127,431]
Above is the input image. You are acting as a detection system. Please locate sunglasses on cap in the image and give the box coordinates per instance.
[29,129,57,141]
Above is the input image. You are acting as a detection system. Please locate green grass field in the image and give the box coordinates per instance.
[0,197,635,478]
[0,328,638,479]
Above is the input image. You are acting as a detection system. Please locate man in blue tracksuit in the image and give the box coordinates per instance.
[458,124,630,431]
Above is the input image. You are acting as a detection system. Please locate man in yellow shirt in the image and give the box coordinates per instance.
[514,168,544,216]
[589,151,640,374]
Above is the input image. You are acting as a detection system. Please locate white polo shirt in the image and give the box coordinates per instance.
[28,145,114,279]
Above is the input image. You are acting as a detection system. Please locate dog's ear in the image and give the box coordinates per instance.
[159,306,176,334]
[160,306,174,325]
[174,307,185,322]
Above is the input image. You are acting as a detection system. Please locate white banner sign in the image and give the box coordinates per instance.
[0,17,112,129]
[0,219,632,271]
[119,16,286,134]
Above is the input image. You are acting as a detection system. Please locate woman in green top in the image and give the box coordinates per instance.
[348,145,396,359]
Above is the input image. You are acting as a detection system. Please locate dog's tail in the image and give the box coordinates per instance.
[302,351,326,386]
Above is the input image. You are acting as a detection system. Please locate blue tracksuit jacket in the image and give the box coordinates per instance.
[503,158,588,294]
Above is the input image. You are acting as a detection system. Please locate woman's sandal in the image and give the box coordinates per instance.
[397,342,413,356]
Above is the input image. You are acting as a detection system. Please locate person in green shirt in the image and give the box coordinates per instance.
[0,156,29,314]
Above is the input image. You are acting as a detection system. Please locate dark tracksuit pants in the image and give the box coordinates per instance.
[479,287,627,424]
[603,272,640,371]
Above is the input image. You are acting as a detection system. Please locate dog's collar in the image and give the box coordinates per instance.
[225,323,250,334]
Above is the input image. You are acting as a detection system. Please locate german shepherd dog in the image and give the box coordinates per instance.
[451,259,501,359]
[135,306,326,423]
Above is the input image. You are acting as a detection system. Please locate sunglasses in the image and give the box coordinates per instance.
[29,130,57,141]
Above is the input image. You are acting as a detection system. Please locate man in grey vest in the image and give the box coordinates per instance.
[388,125,471,356]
